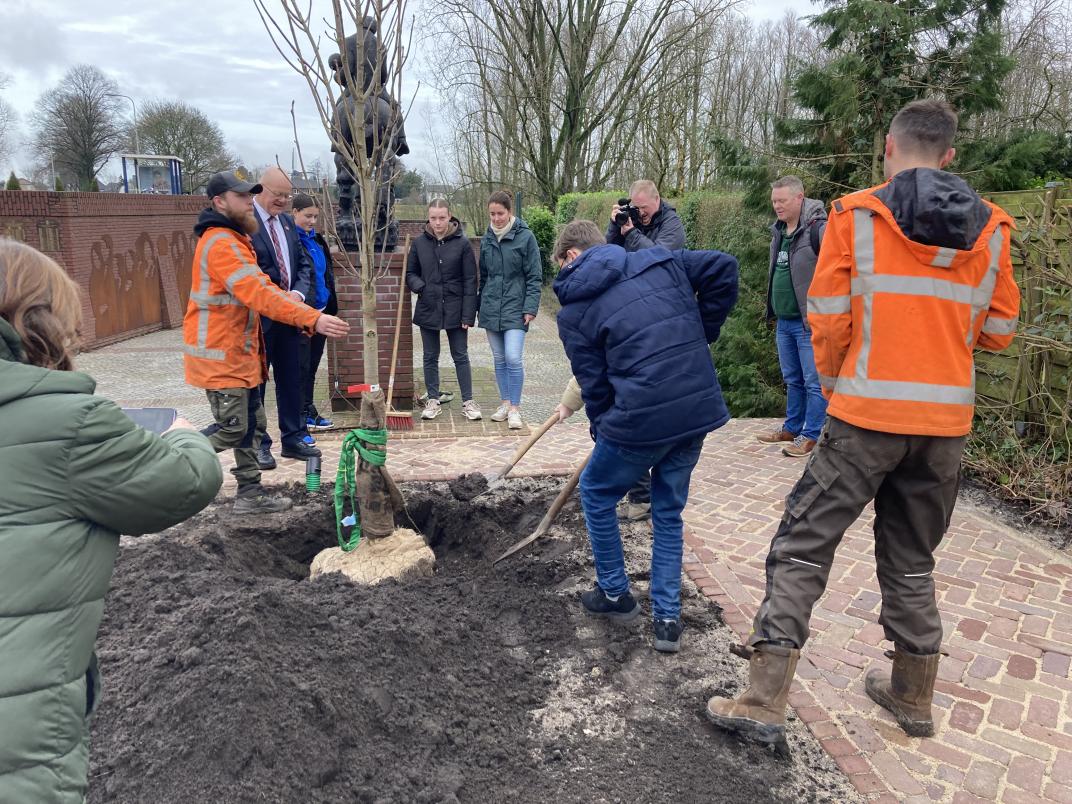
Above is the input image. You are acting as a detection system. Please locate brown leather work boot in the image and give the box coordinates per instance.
[756,427,797,444]
[706,643,800,748]
[782,436,817,458]
[865,647,940,737]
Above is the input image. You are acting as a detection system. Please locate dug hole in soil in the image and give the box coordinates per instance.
[89,477,859,804]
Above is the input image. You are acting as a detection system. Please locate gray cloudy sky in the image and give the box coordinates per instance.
[0,0,810,182]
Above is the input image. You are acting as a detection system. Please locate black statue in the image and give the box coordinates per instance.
[329,17,410,252]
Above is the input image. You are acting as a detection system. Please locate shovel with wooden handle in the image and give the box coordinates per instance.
[474,411,560,497]
[494,449,592,564]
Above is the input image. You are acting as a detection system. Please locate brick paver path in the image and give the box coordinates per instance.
[79,328,1071,803]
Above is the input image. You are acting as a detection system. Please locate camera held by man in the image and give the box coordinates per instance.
[612,198,643,228]
[605,180,686,254]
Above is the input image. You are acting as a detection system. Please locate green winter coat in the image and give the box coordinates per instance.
[0,318,223,803]
[478,218,543,332]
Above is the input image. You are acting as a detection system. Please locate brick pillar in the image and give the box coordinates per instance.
[329,251,414,412]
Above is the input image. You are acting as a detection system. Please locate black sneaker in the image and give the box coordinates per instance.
[281,441,322,460]
[580,585,641,622]
[653,619,684,653]
[256,446,276,470]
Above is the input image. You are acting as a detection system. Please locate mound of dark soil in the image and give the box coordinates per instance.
[88,478,858,804]
[447,472,489,501]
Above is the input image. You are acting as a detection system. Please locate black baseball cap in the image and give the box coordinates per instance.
[205,171,262,198]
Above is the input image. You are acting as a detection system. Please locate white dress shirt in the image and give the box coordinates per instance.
[254,199,303,300]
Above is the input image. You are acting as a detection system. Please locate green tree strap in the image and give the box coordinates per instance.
[333,428,388,552]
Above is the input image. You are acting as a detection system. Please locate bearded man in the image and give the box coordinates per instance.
[182,171,349,514]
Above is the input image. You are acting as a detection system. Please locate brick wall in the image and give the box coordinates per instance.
[330,252,416,412]
[327,234,484,413]
[0,191,202,348]
[0,195,444,406]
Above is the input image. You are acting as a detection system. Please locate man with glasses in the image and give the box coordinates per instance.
[251,166,319,465]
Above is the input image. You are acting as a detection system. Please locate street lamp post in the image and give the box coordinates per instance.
[107,92,139,155]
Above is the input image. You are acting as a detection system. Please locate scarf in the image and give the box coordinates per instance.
[491,216,516,242]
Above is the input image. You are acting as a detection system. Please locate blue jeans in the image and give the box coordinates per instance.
[485,329,526,406]
[776,318,827,440]
[579,434,705,621]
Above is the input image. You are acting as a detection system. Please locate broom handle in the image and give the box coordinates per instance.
[386,235,411,408]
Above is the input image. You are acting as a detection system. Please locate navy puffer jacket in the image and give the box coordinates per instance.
[553,244,739,447]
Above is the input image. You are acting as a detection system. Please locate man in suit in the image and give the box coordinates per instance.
[251,166,320,464]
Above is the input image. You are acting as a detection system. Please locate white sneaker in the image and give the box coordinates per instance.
[462,400,482,421]
[507,410,523,430]
[491,403,510,422]
[421,398,442,420]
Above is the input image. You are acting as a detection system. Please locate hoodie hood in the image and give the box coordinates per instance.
[0,316,95,405]
[553,244,667,305]
[424,217,464,241]
[800,197,827,227]
[872,168,992,251]
[194,208,252,239]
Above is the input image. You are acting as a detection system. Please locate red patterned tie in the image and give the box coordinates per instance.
[267,216,290,291]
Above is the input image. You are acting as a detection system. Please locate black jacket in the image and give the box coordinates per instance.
[605,200,686,252]
[406,218,477,329]
[251,206,313,330]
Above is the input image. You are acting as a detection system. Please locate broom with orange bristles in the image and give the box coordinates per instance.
[384,235,413,430]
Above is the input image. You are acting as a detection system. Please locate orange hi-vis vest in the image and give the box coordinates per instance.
[807,185,1020,437]
[183,225,321,390]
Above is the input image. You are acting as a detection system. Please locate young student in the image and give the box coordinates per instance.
[406,199,481,421]
[552,220,739,653]
[291,193,338,433]
[478,190,542,429]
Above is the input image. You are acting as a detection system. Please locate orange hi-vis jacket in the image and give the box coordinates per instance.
[183,221,321,390]
[807,173,1020,437]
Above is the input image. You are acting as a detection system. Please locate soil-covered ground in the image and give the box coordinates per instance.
[960,477,1071,551]
[88,478,859,804]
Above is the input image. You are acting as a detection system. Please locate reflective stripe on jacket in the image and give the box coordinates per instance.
[183,225,321,390]
[808,179,1020,437]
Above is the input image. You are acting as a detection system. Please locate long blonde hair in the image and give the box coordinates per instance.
[0,239,82,370]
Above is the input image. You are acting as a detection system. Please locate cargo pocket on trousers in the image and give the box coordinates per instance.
[786,451,840,520]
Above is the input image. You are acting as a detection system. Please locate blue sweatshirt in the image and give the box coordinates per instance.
[297,227,330,310]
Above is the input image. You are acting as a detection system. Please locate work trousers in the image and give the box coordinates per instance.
[201,387,267,489]
[748,416,965,655]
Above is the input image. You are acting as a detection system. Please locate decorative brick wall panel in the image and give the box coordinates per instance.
[0,191,202,348]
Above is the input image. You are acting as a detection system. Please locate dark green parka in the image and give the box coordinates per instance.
[478,218,542,332]
[0,318,223,802]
